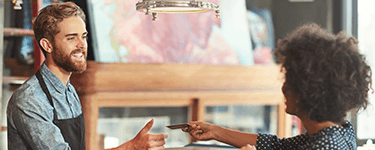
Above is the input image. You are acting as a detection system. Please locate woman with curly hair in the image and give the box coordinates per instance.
[183,23,372,150]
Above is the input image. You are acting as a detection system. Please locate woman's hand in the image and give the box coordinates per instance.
[182,121,216,141]
[182,121,258,148]
[239,144,256,150]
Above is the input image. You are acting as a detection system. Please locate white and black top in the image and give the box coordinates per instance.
[256,121,356,150]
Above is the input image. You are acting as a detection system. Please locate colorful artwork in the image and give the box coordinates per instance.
[88,0,254,65]
[247,9,275,65]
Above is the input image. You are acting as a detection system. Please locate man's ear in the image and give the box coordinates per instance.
[40,38,53,53]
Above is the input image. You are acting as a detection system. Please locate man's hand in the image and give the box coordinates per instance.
[115,118,168,150]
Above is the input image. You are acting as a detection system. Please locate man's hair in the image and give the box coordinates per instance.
[32,2,86,56]
[274,23,372,123]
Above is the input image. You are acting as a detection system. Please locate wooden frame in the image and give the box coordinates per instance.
[70,61,291,150]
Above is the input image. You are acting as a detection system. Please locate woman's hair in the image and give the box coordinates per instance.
[275,23,372,123]
[32,2,86,56]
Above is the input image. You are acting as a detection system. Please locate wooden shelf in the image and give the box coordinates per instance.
[3,27,34,37]
[3,58,34,90]
[2,76,29,84]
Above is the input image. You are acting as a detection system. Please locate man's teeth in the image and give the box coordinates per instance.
[73,53,83,57]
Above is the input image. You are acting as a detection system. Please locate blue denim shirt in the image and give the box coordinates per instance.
[7,63,83,150]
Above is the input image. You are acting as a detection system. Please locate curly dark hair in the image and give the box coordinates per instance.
[274,23,372,123]
[32,2,86,56]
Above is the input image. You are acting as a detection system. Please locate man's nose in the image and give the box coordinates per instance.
[77,38,87,49]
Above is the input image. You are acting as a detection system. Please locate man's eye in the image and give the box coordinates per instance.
[68,37,75,40]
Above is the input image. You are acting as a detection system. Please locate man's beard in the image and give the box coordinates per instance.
[52,47,87,73]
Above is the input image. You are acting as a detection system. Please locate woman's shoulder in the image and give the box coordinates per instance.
[307,120,356,149]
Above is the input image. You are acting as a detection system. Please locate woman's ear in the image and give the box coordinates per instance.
[40,38,53,53]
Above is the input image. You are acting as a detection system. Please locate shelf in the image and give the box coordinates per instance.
[3,27,34,37]
[3,58,34,91]
[2,76,29,84]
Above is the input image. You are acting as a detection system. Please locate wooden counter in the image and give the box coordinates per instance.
[70,61,290,150]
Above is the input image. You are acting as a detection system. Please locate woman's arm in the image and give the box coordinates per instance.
[185,121,258,148]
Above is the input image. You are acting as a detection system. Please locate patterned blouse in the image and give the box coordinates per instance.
[256,121,356,150]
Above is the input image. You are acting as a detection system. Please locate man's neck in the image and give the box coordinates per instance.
[45,59,72,85]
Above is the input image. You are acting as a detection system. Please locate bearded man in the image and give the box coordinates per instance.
[7,2,167,150]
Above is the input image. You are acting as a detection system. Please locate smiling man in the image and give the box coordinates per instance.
[7,2,167,150]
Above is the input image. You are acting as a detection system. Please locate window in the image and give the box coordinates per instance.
[98,107,190,148]
[357,0,375,143]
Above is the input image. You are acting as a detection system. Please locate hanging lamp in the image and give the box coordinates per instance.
[12,0,23,10]
[136,0,220,21]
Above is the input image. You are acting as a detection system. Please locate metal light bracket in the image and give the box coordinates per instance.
[12,0,23,10]
[136,0,220,21]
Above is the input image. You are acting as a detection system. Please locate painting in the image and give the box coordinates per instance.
[87,0,254,65]
[247,8,275,65]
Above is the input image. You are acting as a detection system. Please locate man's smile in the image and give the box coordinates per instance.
[71,51,85,61]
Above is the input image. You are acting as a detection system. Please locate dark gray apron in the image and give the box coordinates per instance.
[36,71,86,150]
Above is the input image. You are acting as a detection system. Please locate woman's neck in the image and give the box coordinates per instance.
[299,115,339,137]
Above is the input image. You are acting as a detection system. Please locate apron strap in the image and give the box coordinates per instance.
[36,70,59,120]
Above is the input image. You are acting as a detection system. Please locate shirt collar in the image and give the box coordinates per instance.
[39,62,70,94]
[308,120,353,140]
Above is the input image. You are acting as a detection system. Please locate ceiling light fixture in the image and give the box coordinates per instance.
[136,0,220,21]
[12,0,23,10]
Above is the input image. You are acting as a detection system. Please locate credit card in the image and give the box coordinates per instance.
[166,123,190,129]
